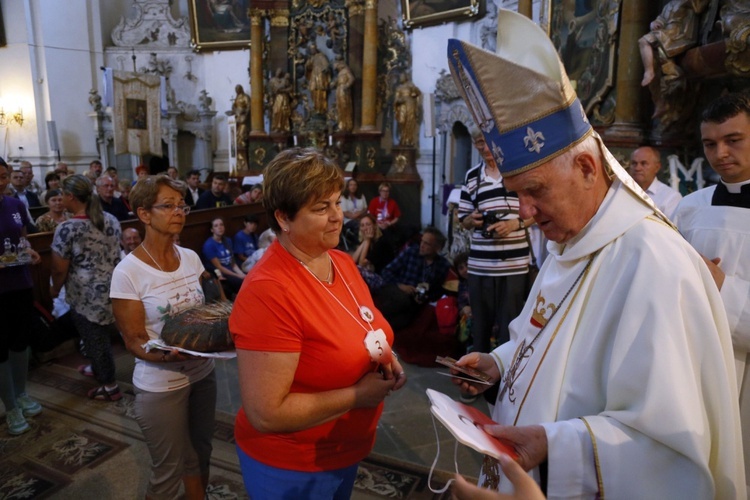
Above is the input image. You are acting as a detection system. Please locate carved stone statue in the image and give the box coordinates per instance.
[305,45,331,115]
[88,89,103,113]
[394,74,422,147]
[229,84,250,171]
[268,69,293,133]
[199,89,213,112]
[479,1,499,52]
[332,58,355,132]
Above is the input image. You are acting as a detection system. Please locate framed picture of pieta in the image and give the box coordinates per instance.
[544,0,622,121]
[401,0,483,29]
[188,0,251,51]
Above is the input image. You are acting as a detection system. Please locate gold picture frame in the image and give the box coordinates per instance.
[188,0,251,52]
[402,0,482,29]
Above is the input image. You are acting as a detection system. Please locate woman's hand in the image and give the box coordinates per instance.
[452,352,500,396]
[380,358,407,391]
[29,249,41,265]
[353,371,397,408]
[451,454,545,500]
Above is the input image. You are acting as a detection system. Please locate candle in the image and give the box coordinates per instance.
[293,135,298,146]
[328,135,333,146]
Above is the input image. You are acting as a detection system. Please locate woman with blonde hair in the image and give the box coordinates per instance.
[111,175,218,499]
[51,174,122,401]
[229,148,406,498]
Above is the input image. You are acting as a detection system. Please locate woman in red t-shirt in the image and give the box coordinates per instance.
[229,148,407,498]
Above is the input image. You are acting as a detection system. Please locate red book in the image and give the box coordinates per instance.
[426,389,518,460]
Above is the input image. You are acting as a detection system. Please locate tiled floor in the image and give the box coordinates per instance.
[36,339,486,479]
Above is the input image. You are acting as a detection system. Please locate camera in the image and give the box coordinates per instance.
[415,282,430,303]
[481,210,508,238]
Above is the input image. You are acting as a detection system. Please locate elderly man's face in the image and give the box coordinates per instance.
[473,138,497,168]
[97,177,116,201]
[504,159,595,244]
[629,148,660,190]
[419,232,441,258]
[90,162,103,177]
[121,229,142,254]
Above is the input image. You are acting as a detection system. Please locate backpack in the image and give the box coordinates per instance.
[435,295,458,337]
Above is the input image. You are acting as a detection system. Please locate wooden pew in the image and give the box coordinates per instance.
[28,204,267,311]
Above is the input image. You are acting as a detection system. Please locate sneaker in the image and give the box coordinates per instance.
[16,393,42,417]
[87,385,122,402]
[6,407,30,435]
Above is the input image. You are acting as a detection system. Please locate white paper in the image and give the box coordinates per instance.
[143,339,237,359]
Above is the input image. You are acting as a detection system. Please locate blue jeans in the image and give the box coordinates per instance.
[236,445,359,499]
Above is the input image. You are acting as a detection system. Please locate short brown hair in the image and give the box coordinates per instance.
[129,174,187,212]
[262,148,344,233]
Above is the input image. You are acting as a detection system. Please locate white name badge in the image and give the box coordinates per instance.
[364,328,392,365]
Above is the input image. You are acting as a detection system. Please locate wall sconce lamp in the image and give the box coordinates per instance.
[0,108,23,126]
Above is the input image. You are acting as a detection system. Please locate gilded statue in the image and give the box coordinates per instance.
[333,58,355,132]
[229,84,250,171]
[268,69,293,133]
[636,0,710,132]
[305,45,331,115]
[394,74,422,147]
[719,0,750,75]
[638,0,709,87]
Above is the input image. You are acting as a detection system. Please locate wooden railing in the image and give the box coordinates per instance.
[28,204,267,311]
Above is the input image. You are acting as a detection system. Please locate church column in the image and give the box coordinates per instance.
[360,0,378,131]
[517,0,532,19]
[603,0,653,144]
[249,8,265,135]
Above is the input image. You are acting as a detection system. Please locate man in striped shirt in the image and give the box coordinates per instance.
[458,134,534,353]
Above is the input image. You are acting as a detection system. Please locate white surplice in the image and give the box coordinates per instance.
[485,180,745,499]
[674,185,750,496]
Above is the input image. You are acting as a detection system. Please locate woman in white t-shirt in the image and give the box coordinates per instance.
[110,175,218,499]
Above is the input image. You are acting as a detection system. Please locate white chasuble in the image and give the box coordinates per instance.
[675,185,750,497]
[482,181,745,499]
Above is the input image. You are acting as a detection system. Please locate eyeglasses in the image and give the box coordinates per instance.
[152,203,190,215]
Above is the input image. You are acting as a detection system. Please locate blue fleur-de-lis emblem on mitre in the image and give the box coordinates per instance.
[524,127,545,154]
[491,141,505,166]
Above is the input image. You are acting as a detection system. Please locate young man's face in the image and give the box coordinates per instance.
[212,178,226,196]
[10,171,25,190]
[701,112,750,184]
[187,174,200,189]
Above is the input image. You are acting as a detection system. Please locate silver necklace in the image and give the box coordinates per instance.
[298,255,375,333]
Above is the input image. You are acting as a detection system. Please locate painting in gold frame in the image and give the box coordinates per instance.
[402,0,482,29]
[188,0,251,52]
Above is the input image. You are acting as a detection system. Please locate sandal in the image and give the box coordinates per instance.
[87,385,122,402]
[77,364,94,377]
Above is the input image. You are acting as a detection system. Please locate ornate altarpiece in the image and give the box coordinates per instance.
[243,1,416,180]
